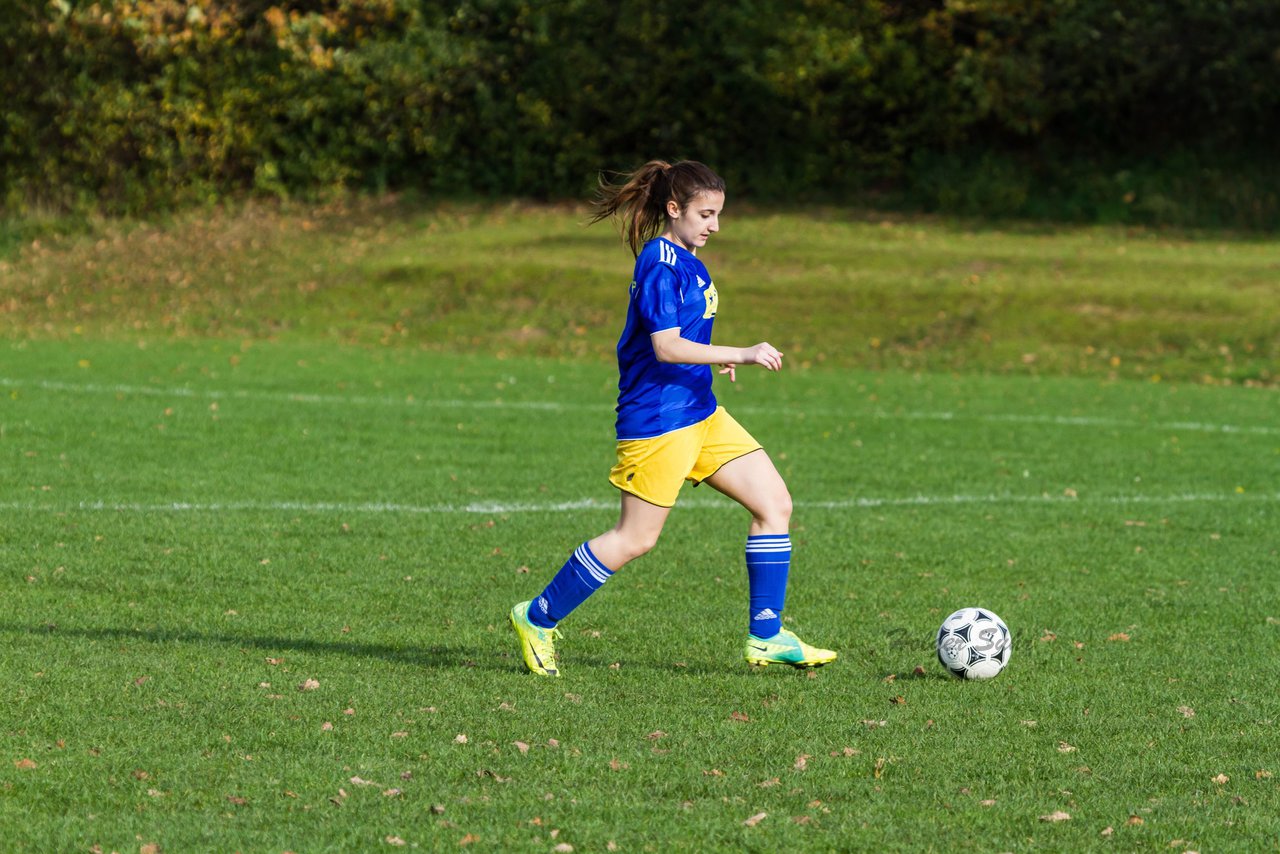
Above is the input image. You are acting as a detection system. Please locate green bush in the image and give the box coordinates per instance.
[2,0,1277,226]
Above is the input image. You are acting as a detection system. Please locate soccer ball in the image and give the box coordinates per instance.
[936,607,1011,680]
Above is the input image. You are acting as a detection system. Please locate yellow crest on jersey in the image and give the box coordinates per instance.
[702,280,719,319]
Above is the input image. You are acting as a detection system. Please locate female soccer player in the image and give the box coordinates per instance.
[509,160,836,676]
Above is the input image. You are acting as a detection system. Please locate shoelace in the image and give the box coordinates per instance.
[535,627,563,660]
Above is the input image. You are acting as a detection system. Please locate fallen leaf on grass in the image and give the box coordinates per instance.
[1126,815,1144,826]
[1057,742,1077,753]
[553,845,574,853]
[1212,773,1229,784]
[794,754,810,771]
[458,834,479,846]
[14,759,37,770]
[1177,706,1195,718]
[729,711,750,723]
[226,795,248,805]
[298,678,320,692]
[514,741,530,754]
[645,731,666,740]
[454,734,468,744]
[1108,632,1131,642]
[743,811,767,827]
[1039,811,1071,822]
[608,758,628,771]
[980,799,996,807]
[385,836,406,847]
[1256,770,1273,780]
[1100,826,1114,837]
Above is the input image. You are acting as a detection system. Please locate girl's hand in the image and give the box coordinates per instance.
[718,364,737,382]
[741,342,784,372]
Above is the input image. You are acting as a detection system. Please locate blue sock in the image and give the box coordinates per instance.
[528,542,614,628]
[746,534,791,638]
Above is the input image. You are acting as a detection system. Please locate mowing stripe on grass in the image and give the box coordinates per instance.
[3,375,1278,437]
[1,491,1275,516]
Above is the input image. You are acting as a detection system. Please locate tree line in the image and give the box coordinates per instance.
[3,0,1277,227]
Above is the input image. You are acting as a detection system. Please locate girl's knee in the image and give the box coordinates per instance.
[622,528,661,561]
[757,488,792,529]
[595,525,661,568]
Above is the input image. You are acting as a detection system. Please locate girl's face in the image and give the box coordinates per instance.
[665,190,724,252]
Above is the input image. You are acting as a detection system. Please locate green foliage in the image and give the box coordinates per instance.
[2,0,1278,226]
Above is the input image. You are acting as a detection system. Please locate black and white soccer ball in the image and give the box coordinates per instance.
[936,607,1011,680]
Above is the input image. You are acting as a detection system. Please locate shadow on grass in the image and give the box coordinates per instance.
[5,622,899,678]
[2,621,489,671]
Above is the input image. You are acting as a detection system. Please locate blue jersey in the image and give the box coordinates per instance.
[615,237,721,440]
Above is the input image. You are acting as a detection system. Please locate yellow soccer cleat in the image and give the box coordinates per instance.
[510,601,563,677]
[745,627,837,669]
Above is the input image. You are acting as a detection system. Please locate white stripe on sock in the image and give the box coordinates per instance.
[575,543,613,585]
[746,541,792,553]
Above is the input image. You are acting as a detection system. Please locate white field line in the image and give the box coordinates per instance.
[1,491,1276,516]
[0,377,569,411]
[2,376,1278,437]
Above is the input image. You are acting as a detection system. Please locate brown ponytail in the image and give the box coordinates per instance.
[590,160,726,256]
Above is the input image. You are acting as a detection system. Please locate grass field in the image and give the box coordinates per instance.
[2,200,1278,852]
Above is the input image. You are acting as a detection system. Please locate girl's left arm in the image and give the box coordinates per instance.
[650,329,783,375]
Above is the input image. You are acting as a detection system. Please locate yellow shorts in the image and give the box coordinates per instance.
[609,407,762,507]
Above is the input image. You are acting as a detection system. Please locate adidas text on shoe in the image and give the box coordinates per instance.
[744,627,837,669]
[510,600,562,677]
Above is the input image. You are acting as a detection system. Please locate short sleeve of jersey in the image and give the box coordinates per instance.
[633,263,681,334]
